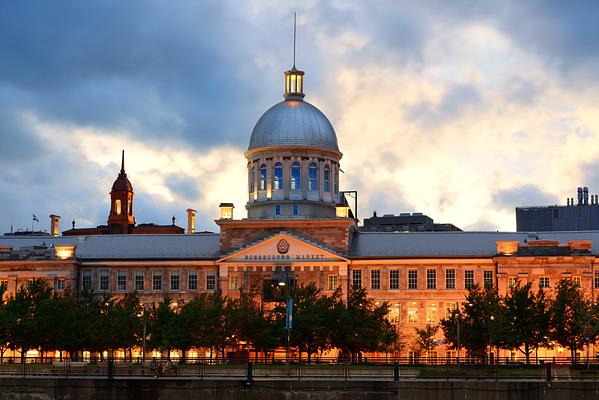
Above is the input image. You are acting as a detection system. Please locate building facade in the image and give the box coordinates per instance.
[2,64,599,361]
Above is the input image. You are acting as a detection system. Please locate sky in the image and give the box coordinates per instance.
[1,0,599,234]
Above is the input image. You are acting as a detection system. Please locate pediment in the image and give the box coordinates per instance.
[218,232,347,263]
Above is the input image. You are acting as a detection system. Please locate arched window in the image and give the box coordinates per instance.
[127,198,132,215]
[250,167,255,193]
[309,163,318,191]
[115,199,122,215]
[274,162,283,190]
[291,162,301,190]
[259,163,267,191]
[324,165,330,192]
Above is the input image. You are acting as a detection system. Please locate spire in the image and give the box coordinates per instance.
[121,149,125,174]
[284,12,305,101]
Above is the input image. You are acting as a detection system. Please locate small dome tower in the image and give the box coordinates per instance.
[107,150,135,233]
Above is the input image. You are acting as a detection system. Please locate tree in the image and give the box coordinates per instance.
[550,279,597,364]
[414,324,439,362]
[501,281,550,364]
[441,285,502,361]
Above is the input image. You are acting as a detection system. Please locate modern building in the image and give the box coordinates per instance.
[1,62,599,362]
[361,211,461,232]
[516,187,599,232]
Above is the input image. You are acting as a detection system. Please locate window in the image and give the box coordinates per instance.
[308,163,318,191]
[99,272,109,292]
[408,302,418,324]
[595,271,599,289]
[328,274,338,290]
[427,269,436,289]
[465,270,474,289]
[291,162,301,190]
[408,269,418,289]
[324,165,330,192]
[115,199,121,215]
[390,270,399,289]
[352,269,362,289]
[275,204,281,216]
[82,271,92,290]
[117,272,127,291]
[508,276,517,288]
[259,163,267,191]
[371,270,380,290]
[152,273,162,291]
[572,276,581,287]
[135,272,144,291]
[274,162,283,190]
[484,270,493,288]
[170,273,180,291]
[539,276,550,288]
[250,167,255,193]
[55,279,65,291]
[292,204,299,216]
[445,302,458,318]
[426,303,437,324]
[0,280,7,291]
[445,269,455,289]
[188,273,198,291]
[207,273,216,291]
[229,275,239,291]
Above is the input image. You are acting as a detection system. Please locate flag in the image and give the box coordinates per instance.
[32,214,39,222]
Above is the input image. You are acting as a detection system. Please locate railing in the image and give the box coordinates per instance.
[1,357,599,381]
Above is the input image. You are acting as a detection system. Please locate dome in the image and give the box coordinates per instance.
[111,173,133,192]
[248,100,339,153]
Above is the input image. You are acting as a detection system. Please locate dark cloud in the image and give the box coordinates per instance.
[492,185,558,211]
[165,174,199,201]
[407,84,481,127]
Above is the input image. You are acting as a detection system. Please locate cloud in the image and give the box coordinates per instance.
[492,185,559,211]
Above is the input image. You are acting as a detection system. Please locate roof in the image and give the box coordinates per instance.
[0,234,220,260]
[248,100,339,153]
[349,231,599,258]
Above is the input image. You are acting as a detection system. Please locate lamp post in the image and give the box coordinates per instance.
[137,304,147,363]
[277,266,293,367]
[489,315,495,365]
[453,308,461,365]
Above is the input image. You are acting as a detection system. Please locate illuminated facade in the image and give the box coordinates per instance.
[2,64,599,361]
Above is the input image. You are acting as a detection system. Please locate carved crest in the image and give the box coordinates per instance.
[277,239,290,254]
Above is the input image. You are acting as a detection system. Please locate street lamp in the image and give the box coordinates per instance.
[453,308,461,364]
[489,315,495,365]
[276,266,294,366]
[137,303,147,363]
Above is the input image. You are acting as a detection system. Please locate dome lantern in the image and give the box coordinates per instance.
[284,67,305,100]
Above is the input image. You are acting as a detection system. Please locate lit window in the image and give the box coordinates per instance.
[115,199,121,215]
[135,272,144,291]
[371,270,380,290]
[328,274,338,290]
[445,269,455,289]
[508,276,517,288]
[572,276,581,287]
[427,269,436,289]
[309,163,318,191]
[445,302,458,318]
[426,303,437,324]
[188,273,197,291]
[259,163,267,191]
[170,273,180,291]
[484,270,493,288]
[291,162,301,190]
[324,165,330,192]
[539,276,550,288]
[292,204,299,216]
[408,302,418,324]
[352,269,362,290]
[274,162,283,190]
[82,271,92,290]
[595,271,599,289]
[99,272,109,292]
[275,204,281,216]
[55,279,65,291]
[389,270,399,289]
[152,273,162,291]
[229,275,239,291]
[117,272,127,291]
[207,274,216,291]
[465,270,474,289]
[408,269,418,289]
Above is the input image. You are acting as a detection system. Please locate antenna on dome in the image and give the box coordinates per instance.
[293,12,297,68]
[121,149,125,173]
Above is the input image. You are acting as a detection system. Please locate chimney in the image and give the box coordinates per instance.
[577,187,583,205]
[584,187,589,205]
[49,215,61,237]
[186,209,196,234]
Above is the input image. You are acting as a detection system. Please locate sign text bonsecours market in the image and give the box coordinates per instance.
[244,254,326,261]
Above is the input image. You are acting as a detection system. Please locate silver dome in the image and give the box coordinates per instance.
[248,100,339,152]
